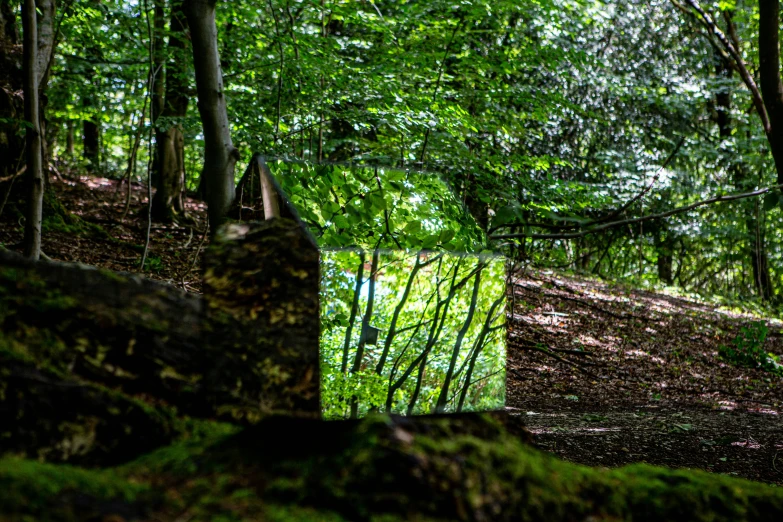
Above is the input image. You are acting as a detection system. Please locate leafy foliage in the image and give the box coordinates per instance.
[719,321,783,375]
[320,250,506,419]
[268,160,488,252]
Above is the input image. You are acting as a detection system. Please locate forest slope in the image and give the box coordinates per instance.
[508,270,783,484]
[0,175,782,521]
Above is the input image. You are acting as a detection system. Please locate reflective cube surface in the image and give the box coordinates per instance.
[261,159,508,419]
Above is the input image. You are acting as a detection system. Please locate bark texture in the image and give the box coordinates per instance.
[184,0,238,231]
[0,218,320,438]
[203,219,321,420]
[152,2,189,222]
[22,0,43,260]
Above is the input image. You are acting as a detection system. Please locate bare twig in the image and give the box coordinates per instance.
[181,225,209,288]
[140,0,161,271]
[513,340,597,377]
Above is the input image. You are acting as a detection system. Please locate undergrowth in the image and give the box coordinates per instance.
[719,321,783,375]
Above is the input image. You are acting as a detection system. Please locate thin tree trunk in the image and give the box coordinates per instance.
[349,248,379,419]
[748,202,773,300]
[457,295,504,412]
[35,0,55,176]
[435,264,483,413]
[341,251,365,374]
[23,0,43,260]
[65,120,74,156]
[152,2,189,222]
[82,97,99,168]
[149,0,165,187]
[655,229,674,286]
[151,0,165,128]
[184,0,238,231]
[81,0,100,170]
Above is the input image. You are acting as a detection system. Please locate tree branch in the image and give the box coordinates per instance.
[492,183,783,240]
[678,0,771,133]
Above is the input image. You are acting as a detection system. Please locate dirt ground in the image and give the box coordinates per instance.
[0,173,209,292]
[2,173,781,485]
[507,271,783,485]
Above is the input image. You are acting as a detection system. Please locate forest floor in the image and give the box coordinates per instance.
[508,271,783,485]
[1,173,781,486]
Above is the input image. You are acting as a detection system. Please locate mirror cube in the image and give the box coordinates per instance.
[230,156,507,420]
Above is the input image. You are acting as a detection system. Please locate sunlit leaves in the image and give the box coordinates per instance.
[320,249,506,419]
[268,161,488,252]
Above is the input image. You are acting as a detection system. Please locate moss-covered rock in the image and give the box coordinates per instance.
[0,458,154,522]
[0,219,322,426]
[0,347,181,466]
[202,219,321,421]
[2,414,781,521]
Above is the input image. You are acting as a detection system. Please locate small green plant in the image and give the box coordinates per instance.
[144,257,164,274]
[718,321,782,375]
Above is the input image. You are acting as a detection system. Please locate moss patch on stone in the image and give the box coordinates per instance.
[0,458,155,521]
[3,411,783,521]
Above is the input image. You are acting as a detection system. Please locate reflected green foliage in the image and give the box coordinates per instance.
[320,249,506,420]
[267,161,487,252]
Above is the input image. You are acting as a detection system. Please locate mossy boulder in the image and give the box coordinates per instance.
[2,414,781,521]
[0,347,180,466]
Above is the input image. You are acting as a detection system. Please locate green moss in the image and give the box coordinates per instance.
[250,414,783,521]
[120,421,239,478]
[0,458,154,521]
[41,212,109,240]
[97,268,130,284]
[3,414,783,521]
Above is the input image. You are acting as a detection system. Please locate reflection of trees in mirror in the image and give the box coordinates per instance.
[266,160,488,252]
[320,249,506,420]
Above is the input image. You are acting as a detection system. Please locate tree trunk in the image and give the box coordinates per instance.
[758,0,783,188]
[746,208,773,301]
[149,0,165,187]
[184,0,238,231]
[0,1,24,183]
[22,0,43,260]
[654,231,674,286]
[65,119,74,155]
[152,2,189,222]
[151,0,165,128]
[82,97,100,168]
[349,248,379,419]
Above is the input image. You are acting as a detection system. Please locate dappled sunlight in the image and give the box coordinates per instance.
[510,268,783,419]
[80,176,114,189]
[730,440,763,450]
